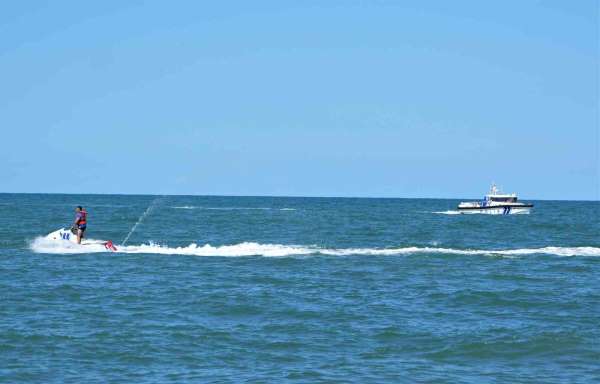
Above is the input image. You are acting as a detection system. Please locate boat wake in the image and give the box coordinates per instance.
[172,206,296,211]
[29,237,600,257]
[432,210,531,215]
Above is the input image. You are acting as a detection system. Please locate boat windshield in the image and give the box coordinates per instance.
[489,197,517,203]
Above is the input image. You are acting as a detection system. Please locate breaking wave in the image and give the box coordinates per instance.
[29,237,600,257]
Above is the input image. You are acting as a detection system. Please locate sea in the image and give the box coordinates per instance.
[1,193,599,383]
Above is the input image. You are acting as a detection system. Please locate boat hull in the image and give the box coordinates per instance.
[457,205,532,215]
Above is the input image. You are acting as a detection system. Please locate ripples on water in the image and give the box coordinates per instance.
[1,194,599,383]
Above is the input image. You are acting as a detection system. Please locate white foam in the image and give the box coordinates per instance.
[319,246,600,257]
[120,242,314,257]
[431,210,531,215]
[29,237,600,258]
[172,206,269,210]
[30,237,110,254]
[172,206,296,211]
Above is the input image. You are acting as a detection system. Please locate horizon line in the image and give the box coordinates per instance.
[1,191,598,202]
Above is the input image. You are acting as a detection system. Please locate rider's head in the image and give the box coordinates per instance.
[76,206,83,212]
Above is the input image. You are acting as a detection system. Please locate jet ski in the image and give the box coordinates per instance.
[45,228,118,252]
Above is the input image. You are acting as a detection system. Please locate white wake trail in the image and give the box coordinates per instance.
[29,238,600,258]
[432,210,462,215]
[171,206,296,211]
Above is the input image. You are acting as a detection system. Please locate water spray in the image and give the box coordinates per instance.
[121,197,163,246]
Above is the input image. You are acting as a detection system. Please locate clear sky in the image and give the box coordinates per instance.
[1,1,598,200]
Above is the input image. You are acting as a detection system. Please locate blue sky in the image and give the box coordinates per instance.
[0,1,598,199]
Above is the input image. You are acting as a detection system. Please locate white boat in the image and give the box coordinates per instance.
[45,228,118,251]
[457,184,533,215]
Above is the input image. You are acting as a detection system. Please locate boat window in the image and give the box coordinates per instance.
[490,197,516,203]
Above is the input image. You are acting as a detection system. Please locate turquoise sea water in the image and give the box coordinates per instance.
[1,193,599,383]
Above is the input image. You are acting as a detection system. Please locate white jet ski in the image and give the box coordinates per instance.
[45,228,118,252]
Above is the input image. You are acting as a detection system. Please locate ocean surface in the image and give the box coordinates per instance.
[1,193,599,383]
